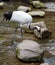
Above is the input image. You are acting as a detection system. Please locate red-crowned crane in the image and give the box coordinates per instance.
[3,11,33,39]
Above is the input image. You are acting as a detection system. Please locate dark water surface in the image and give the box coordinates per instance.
[0,2,55,65]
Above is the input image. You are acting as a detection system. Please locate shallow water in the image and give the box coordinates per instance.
[0,2,55,65]
[45,2,55,11]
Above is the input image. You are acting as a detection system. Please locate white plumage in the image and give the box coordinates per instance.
[3,11,33,38]
[10,11,32,25]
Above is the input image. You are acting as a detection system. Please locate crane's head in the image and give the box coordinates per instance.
[3,11,12,21]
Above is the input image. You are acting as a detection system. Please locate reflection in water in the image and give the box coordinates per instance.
[44,56,55,65]
[48,39,55,55]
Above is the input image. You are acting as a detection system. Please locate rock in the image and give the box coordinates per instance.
[17,6,31,12]
[31,22,51,39]
[16,40,44,62]
[32,1,45,8]
[22,22,52,39]
[45,2,55,12]
[40,63,49,65]
[28,11,45,17]
[0,1,4,9]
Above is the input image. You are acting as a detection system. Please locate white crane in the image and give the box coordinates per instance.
[3,11,33,38]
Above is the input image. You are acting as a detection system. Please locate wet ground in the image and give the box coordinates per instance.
[0,2,55,65]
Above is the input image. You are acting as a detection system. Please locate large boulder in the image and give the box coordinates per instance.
[28,11,45,17]
[16,40,44,62]
[32,1,45,8]
[17,6,31,12]
[32,22,52,39]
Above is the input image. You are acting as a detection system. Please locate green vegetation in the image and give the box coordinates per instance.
[16,49,20,55]
[0,35,5,39]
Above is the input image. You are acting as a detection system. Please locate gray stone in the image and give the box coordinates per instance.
[33,22,52,39]
[16,40,44,62]
[32,1,45,8]
[17,6,31,12]
[45,2,55,11]
[28,11,45,17]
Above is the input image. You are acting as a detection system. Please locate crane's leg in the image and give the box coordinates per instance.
[15,25,21,33]
[20,27,23,39]
[14,23,24,39]
[15,26,19,32]
[14,27,23,39]
[19,24,23,39]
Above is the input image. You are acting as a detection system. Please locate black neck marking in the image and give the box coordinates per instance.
[7,11,13,20]
[4,11,13,20]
